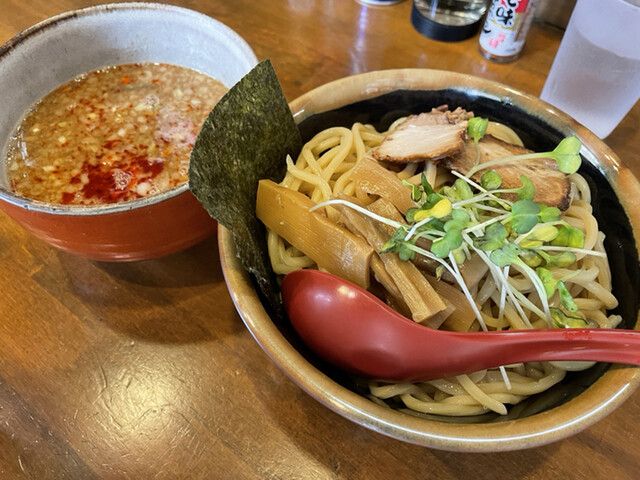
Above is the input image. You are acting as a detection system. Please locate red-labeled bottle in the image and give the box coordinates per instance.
[479,0,540,63]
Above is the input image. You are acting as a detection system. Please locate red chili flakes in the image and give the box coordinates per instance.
[140,158,164,176]
[82,162,133,203]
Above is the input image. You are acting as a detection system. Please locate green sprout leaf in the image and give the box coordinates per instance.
[431,228,463,258]
[481,170,502,191]
[398,243,415,261]
[381,227,415,261]
[430,239,449,258]
[551,136,582,174]
[452,246,467,265]
[509,199,540,234]
[451,208,470,226]
[528,225,560,243]
[407,216,445,232]
[402,179,422,202]
[538,250,577,268]
[421,173,436,196]
[454,178,474,200]
[443,209,470,234]
[473,221,507,251]
[538,205,561,223]
[490,242,521,267]
[405,207,419,223]
[551,225,585,249]
[557,280,579,312]
[425,192,444,209]
[467,117,489,143]
[550,307,589,328]
[439,185,460,201]
[536,267,556,299]
[414,197,452,221]
[520,249,543,268]
[380,227,404,254]
[520,225,559,248]
[516,175,535,200]
[519,239,542,249]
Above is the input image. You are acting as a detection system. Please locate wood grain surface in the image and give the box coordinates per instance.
[0,1,638,479]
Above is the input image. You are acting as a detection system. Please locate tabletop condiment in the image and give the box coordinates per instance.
[478,0,539,62]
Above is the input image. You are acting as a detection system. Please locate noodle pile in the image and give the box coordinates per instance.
[263,118,621,416]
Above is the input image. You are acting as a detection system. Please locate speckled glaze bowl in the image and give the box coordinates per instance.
[219,69,640,452]
[0,3,257,261]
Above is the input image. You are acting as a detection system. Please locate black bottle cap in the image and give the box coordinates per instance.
[411,2,483,42]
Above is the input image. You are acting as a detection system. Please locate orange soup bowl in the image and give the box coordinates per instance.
[0,3,257,261]
[219,69,640,451]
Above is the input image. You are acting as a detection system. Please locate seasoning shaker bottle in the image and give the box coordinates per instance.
[479,0,540,63]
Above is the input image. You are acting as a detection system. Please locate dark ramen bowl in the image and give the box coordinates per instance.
[219,69,640,451]
[0,3,257,261]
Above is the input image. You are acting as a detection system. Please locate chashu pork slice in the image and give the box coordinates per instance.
[439,135,573,210]
[372,107,472,164]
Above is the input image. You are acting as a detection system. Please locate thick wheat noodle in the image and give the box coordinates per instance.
[263,118,620,416]
[482,311,509,329]
[570,173,591,203]
[592,232,612,289]
[399,396,488,416]
[396,162,420,180]
[476,275,498,306]
[457,374,508,414]
[399,160,437,186]
[574,298,606,311]
[368,382,423,397]
[585,309,621,329]
[267,233,315,274]
[316,131,353,180]
[583,281,618,309]
[564,201,598,256]
[506,272,533,291]
[284,156,332,201]
[490,292,531,329]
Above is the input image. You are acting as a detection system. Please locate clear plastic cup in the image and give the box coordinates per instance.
[540,0,640,138]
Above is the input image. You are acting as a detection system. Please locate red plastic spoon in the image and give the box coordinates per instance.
[281,269,640,382]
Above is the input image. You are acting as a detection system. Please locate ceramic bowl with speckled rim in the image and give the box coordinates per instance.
[0,3,257,261]
[219,69,640,452]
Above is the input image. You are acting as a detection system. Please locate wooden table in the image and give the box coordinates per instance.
[1,1,638,478]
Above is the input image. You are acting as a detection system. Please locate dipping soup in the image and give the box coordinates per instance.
[4,63,227,205]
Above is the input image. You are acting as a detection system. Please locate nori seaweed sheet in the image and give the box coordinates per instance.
[189,60,302,311]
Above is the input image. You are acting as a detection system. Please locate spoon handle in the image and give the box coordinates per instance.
[447,328,640,373]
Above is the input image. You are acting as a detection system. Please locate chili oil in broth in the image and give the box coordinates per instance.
[4,63,227,205]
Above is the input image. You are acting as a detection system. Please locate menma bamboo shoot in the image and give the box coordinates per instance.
[256,179,373,289]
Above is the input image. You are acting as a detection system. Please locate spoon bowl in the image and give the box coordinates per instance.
[282,269,640,382]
